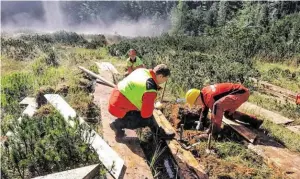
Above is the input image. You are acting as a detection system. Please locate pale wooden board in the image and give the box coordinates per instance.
[286,125,300,135]
[93,62,153,179]
[45,94,124,179]
[223,117,257,143]
[6,97,38,137]
[248,143,300,179]
[249,77,297,102]
[20,97,36,106]
[153,109,176,136]
[238,102,294,124]
[33,164,100,179]
[167,140,208,179]
[152,109,208,178]
[95,62,120,74]
[20,97,38,117]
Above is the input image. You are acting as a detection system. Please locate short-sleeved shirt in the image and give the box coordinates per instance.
[126,56,144,68]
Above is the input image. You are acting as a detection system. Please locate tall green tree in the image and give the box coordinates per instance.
[170,1,189,35]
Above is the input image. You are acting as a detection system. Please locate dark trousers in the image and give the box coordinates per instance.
[113,111,156,130]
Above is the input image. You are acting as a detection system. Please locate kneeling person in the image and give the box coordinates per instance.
[185,83,263,137]
[109,64,170,137]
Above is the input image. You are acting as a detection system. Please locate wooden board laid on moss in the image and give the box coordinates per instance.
[249,77,298,103]
[238,102,294,125]
[45,94,124,179]
[248,142,300,179]
[33,164,100,179]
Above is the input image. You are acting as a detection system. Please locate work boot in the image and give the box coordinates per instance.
[110,120,125,138]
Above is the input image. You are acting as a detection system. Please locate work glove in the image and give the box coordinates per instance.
[154,101,163,109]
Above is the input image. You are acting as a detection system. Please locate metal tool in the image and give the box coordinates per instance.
[179,124,184,141]
[160,79,168,102]
[205,124,214,154]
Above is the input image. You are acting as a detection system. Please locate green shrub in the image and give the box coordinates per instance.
[1,38,35,61]
[1,72,35,116]
[85,35,107,49]
[1,111,99,178]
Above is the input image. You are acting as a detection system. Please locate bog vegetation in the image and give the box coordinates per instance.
[1,1,300,178]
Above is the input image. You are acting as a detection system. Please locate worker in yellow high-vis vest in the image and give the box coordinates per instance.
[109,64,171,137]
[125,49,145,76]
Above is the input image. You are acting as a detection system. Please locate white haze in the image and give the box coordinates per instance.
[1,1,171,37]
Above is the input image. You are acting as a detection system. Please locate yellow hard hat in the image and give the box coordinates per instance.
[185,89,200,106]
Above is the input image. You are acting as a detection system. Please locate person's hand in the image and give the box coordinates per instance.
[154,101,163,109]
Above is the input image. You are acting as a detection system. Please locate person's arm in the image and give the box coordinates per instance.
[141,92,157,118]
[200,106,209,122]
[126,59,133,73]
[127,66,133,73]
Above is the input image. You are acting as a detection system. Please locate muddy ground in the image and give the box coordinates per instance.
[144,103,286,179]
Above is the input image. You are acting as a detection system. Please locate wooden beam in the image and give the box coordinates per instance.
[249,77,297,103]
[45,94,124,179]
[153,109,176,137]
[205,112,257,143]
[78,66,116,88]
[238,102,294,124]
[222,117,257,143]
[33,164,100,179]
[167,140,208,179]
[95,62,120,75]
[153,110,208,179]
[248,141,300,179]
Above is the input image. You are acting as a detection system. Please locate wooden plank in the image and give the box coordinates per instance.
[20,97,38,117]
[33,164,100,179]
[248,142,300,179]
[45,94,124,179]
[249,77,297,102]
[153,109,176,136]
[93,62,153,179]
[205,112,257,143]
[20,97,36,106]
[238,102,294,124]
[95,62,120,75]
[152,110,208,179]
[222,117,257,143]
[167,140,208,179]
[6,97,38,137]
[286,125,300,135]
[78,66,116,88]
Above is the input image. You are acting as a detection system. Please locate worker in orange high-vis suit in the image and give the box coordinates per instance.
[185,83,263,137]
[109,64,170,137]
